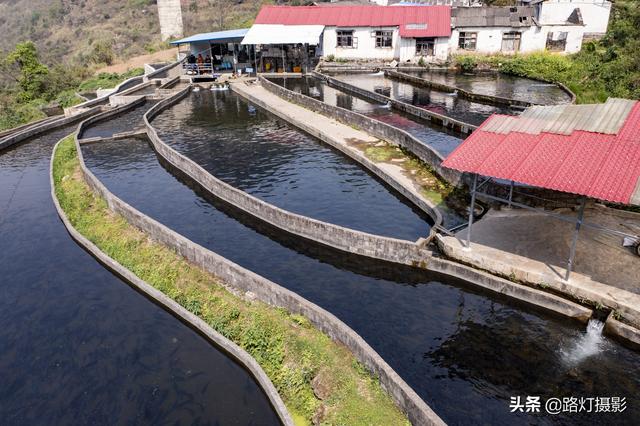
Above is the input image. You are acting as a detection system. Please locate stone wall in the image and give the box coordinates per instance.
[145,87,434,267]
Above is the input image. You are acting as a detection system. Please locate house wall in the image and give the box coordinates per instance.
[323,26,399,60]
[322,27,448,62]
[450,25,583,55]
[398,37,449,63]
[538,0,611,35]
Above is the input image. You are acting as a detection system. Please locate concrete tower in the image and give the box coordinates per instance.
[157,0,184,41]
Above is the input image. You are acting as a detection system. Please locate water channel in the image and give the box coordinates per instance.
[151,90,432,240]
[268,75,464,156]
[402,70,574,106]
[331,72,515,126]
[0,124,281,424]
[79,96,640,425]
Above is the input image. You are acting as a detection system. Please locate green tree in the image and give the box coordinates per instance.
[3,41,49,102]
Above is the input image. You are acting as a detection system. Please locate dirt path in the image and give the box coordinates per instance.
[97,49,178,74]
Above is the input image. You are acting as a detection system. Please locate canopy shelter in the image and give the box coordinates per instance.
[241,24,324,73]
[170,28,254,75]
[241,24,325,45]
[442,98,640,280]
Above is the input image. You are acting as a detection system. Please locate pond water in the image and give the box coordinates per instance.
[80,101,158,139]
[0,128,281,424]
[404,70,573,105]
[268,76,464,157]
[332,72,515,126]
[150,91,432,241]
[83,134,640,426]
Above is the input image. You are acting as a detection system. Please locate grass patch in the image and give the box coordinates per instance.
[359,141,469,219]
[52,135,409,426]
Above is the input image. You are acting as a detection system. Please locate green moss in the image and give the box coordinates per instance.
[53,135,409,426]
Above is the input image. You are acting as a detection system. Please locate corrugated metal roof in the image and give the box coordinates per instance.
[170,29,249,45]
[442,99,640,206]
[452,6,535,28]
[483,98,636,135]
[253,5,452,38]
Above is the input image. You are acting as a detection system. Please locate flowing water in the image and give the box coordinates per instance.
[268,76,464,157]
[82,130,640,425]
[150,90,432,241]
[404,70,573,106]
[0,126,281,424]
[332,72,515,126]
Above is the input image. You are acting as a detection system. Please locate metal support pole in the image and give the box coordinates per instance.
[281,44,286,73]
[508,180,514,208]
[466,173,478,249]
[253,45,258,76]
[565,197,587,281]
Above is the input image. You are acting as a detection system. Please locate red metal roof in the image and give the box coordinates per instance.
[442,101,640,205]
[254,5,452,38]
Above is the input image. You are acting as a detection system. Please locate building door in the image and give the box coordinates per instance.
[416,38,436,57]
[501,32,521,53]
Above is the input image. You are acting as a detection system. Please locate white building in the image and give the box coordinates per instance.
[450,4,586,55]
[530,0,612,38]
[242,5,453,67]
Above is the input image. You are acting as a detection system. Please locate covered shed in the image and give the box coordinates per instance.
[442,98,640,279]
[171,28,255,75]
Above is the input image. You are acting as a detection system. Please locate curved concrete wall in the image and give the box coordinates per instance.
[145,59,184,81]
[144,88,433,267]
[49,138,293,426]
[73,108,446,426]
[260,76,463,187]
[68,76,145,113]
[0,115,61,139]
[0,106,103,152]
[74,97,601,423]
[77,97,146,140]
[314,71,477,135]
[385,70,533,108]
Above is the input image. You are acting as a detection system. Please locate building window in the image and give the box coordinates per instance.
[416,38,436,56]
[337,30,356,48]
[501,31,522,52]
[375,30,393,48]
[546,31,568,52]
[458,32,477,51]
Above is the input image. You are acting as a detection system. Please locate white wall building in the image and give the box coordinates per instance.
[450,4,586,56]
[321,26,450,62]
[532,0,611,37]
[243,5,453,66]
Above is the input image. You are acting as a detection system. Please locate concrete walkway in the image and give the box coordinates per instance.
[437,205,640,327]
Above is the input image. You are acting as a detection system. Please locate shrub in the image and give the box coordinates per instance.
[456,55,477,72]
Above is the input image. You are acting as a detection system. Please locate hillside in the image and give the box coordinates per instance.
[0,0,267,67]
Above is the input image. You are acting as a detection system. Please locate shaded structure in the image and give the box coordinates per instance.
[171,29,255,75]
[443,98,640,279]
